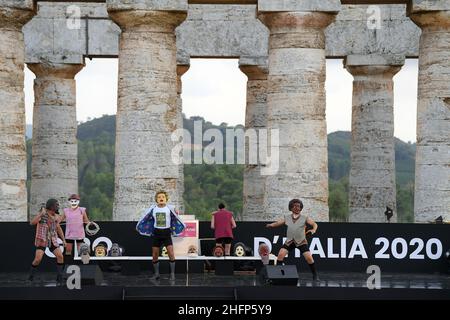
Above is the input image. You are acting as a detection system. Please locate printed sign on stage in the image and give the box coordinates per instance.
[173,218,199,256]
[1,222,449,273]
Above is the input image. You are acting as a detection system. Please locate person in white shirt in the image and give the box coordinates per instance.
[150,191,177,280]
[136,190,186,281]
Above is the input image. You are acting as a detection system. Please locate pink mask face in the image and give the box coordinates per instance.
[70,199,80,208]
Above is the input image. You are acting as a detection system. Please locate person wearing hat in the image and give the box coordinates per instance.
[266,199,320,281]
[60,194,90,263]
[28,199,66,285]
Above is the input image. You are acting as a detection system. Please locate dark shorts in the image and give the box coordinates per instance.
[281,241,310,254]
[66,239,82,245]
[36,244,59,253]
[152,228,173,248]
[216,237,233,245]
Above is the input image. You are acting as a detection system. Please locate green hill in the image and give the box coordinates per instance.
[26,114,416,222]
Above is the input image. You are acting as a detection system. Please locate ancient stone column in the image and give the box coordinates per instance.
[239,61,268,221]
[345,55,404,223]
[0,2,35,221]
[27,63,84,217]
[258,2,340,221]
[176,63,189,213]
[409,4,450,222]
[107,3,187,220]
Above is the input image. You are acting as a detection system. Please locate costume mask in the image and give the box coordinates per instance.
[213,245,224,257]
[70,199,80,209]
[109,243,122,257]
[187,245,198,256]
[94,244,107,257]
[258,243,270,265]
[234,245,245,257]
[79,243,90,265]
[156,193,167,206]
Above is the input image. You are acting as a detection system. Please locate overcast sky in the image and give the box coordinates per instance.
[24,58,418,143]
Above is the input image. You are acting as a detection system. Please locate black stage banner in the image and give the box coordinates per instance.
[1,222,449,273]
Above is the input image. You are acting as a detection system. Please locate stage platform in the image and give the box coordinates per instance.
[1,271,449,300]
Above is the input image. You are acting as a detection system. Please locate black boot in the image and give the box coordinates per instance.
[308,263,320,281]
[56,263,64,286]
[28,264,38,282]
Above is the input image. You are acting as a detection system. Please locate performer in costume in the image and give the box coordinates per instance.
[136,191,185,280]
[266,199,320,281]
[60,194,90,263]
[211,203,236,256]
[28,199,66,285]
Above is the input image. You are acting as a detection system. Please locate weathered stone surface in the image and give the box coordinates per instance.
[27,63,84,217]
[25,2,422,64]
[24,1,120,64]
[107,0,188,12]
[88,19,122,57]
[326,4,420,58]
[109,7,187,220]
[259,11,336,222]
[175,64,189,213]
[0,0,34,9]
[258,0,341,12]
[409,0,450,12]
[0,2,35,221]
[345,56,402,222]
[176,4,268,59]
[0,0,35,28]
[37,1,108,18]
[409,8,450,222]
[24,2,422,67]
[346,54,405,66]
[239,62,268,221]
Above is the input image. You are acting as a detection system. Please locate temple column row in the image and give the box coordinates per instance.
[0,2,35,221]
[344,55,403,222]
[107,5,187,220]
[1,0,448,223]
[409,5,450,222]
[28,63,84,216]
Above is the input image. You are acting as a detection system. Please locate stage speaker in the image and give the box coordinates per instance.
[65,264,103,286]
[80,265,103,286]
[260,265,298,286]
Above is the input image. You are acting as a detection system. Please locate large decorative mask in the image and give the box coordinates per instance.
[258,243,270,265]
[109,243,122,257]
[155,191,168,206]
[79,243,90,265]
[94,244,107,257]
[234,243,246,257]
[187,245,198,256]
[213,245,224,257]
